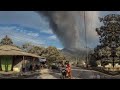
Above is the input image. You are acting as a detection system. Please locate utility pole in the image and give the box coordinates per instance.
[84,11,88,68]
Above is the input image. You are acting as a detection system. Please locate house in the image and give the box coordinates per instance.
[0,35,41,73]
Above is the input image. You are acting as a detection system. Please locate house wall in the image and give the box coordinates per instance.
[0,56,39,72]
[13,56,39,72]
[13,56,23,72]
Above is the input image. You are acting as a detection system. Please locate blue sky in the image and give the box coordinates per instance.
[0,11,63,49]
[0,11,120,50]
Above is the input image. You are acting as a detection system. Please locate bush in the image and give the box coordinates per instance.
[89,60,97,67]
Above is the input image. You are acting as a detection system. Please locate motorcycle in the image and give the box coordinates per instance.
[60,69,67,79]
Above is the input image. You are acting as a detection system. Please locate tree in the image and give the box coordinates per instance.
[28,46,45,56]
[22,43,66,65]
[89,54,97,67]
[22,42,32,52]
[56,53,66,61]
[43,46,60,63]
[90,14,120,68]
[0,35,13,45]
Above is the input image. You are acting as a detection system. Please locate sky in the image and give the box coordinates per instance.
[0,11,120,50]
[80,11,120,49]
[0,11,63,49]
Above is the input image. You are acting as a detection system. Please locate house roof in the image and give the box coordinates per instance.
[0,45,40,58]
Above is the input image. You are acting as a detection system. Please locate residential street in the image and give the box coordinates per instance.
[25,66,120,79]
[25,67,82,79]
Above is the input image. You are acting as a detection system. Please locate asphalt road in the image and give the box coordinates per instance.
[25,66,120,79]
[25,67,81,79]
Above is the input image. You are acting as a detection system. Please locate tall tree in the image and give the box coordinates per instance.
[90,14,120,68]
[44,46,60,63]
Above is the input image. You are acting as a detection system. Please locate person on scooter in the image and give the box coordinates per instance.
[60,64,66,79]
[66,61,72,79]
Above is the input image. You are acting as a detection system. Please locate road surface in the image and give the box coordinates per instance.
[25,67,81,79]
[25,67,120,79]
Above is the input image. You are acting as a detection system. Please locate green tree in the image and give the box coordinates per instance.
[22,42,32,52]
[41,46,62,64]
[57,53,66,61]
[22,43,66,65]
[89,54,97,67]
[28,46,45,56]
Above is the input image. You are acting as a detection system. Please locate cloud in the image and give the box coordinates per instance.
[0,11,46,29]
[27,32,39,37]
[77,11,116,48]
[83,11,120,48]
[13,36,45,46]
[0,11,63,49]
[0,11,53,35]
[40,29,53,34]
[48,35,58,41]
[1,11,119,49]
[0,25,45,46]
[84,11,100,47]
[0,24,64,49]
[78,11,120,49]
[57,48,63,50]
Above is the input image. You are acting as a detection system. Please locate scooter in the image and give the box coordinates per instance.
[60,69,67,79]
